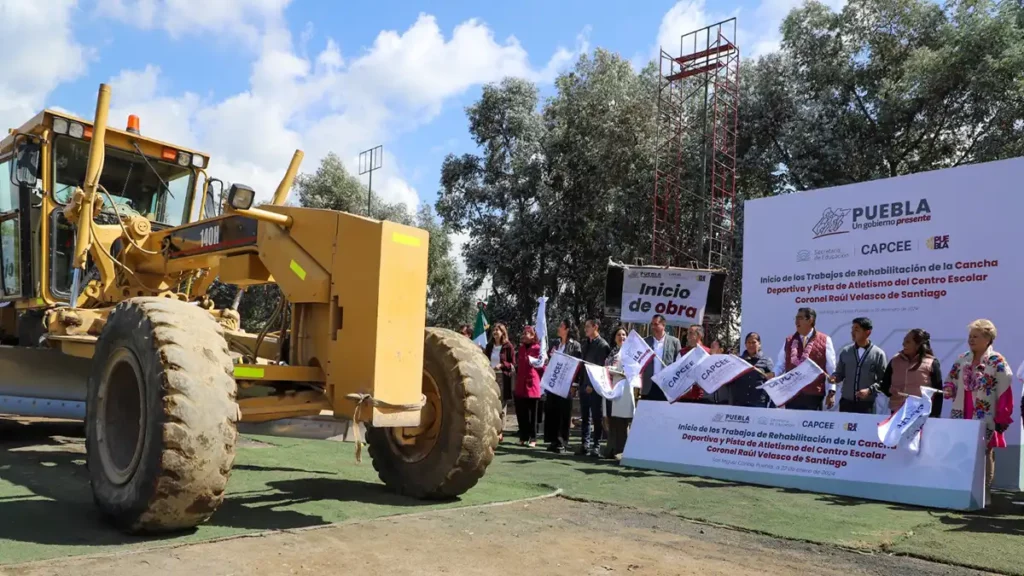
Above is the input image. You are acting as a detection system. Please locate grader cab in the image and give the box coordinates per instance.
[0,84,500,533]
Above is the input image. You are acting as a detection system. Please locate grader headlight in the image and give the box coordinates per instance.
[227,183,255,210]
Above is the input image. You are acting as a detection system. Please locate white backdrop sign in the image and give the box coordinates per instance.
[621,266,711,327]
[740,157,1024,489]
[622,401,986,510]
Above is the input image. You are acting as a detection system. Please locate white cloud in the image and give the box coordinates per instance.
[98,9,583,211]
[95,0,292,47]
[0,1,89,134]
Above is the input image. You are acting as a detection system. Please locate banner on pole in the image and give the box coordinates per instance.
[878,387,939,453]
[621,330,657,371]
[540,351,580,398]
[694,354,754,395]
[620,266,711,327]
[585,364,629,401]
[652,346,709,402]
[758,359,824,407]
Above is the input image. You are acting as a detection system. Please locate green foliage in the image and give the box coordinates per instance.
[438,0,1024,342]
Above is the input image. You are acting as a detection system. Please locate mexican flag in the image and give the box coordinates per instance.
[472,305,489,348]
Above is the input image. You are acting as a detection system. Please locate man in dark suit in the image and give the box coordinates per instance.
[640,314,682,402]
[578,319,611,457]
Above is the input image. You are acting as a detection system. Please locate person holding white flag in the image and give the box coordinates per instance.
[601,326,636,461]
[943,319,1014,495]
[513,326,544,446]
[544,318,582,454]
[775,307,837,411]
[640,314,682,402]
[877,329,944,417]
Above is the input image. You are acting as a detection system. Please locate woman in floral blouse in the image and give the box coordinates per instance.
[943,319,1014,494]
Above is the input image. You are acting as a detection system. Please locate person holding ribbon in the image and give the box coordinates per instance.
[827,317,887,413]
[729,332,775,407]
[602,326,634,461]
[943,319,1014,493]
[775,307,837,411]
[514,325,543,447]
[544,318,582,454]
[676,325,712,403]
[878,328,944,418]
[640,314,682,402]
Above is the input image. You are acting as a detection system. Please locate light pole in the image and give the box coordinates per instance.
[359,145,383,216]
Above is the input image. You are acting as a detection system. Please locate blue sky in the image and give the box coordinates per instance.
[2,0,842,257]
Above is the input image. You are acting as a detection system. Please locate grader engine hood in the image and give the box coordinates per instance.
[166,216,259,259]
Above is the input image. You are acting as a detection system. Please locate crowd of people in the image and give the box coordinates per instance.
[463,306,1015,493]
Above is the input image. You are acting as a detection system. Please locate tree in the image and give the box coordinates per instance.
[743,0,1024,192]
[542,49,660,324]
[437,77,554,333]
[416,204,474,328]
[439,0,1023,339]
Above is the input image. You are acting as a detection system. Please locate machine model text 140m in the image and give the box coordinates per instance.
[0,84,501,533]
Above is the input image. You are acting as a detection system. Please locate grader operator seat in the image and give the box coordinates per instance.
[0,83,501,535]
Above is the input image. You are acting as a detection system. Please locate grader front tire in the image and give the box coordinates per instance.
[367,327,502,499]
[85,298,239,533]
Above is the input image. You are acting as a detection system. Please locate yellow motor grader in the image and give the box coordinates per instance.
[0,84,500,533]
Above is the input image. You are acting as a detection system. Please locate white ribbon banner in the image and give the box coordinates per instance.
[694,354,754,395]
[585,364,629,401]
[878,387,939,454]
[621,330,657,371]
[540,351,580,398]
[758,358,824,407]
[527,296,550,369]
[652,345,709,403]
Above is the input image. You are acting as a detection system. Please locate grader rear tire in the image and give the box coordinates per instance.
[366,327,501,499]
[85,297,239,533]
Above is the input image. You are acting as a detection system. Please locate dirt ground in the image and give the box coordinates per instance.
[2,497,992,576]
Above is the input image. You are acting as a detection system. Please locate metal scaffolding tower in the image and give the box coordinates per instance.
[651,19,740,273]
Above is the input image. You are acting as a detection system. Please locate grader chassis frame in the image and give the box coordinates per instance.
[0,84,501,533]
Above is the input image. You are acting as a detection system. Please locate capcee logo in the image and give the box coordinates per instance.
[926,234,950,250]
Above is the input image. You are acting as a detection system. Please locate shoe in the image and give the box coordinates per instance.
[588,447,601,458]
[575,446,589,456]
[528,441,537,447]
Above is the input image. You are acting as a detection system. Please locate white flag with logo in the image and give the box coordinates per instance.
[528,296,549,368]
[540,351,580,398]
[652,345,709,403]
[694,354,754,395]
[620,330,657,372]
[585,364,630,400]
[758,358,824,407]
[877,387,939,454]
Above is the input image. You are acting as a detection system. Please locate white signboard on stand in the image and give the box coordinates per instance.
[740,157,1024,490]
[620,266,711,327]
[622,401,986,510]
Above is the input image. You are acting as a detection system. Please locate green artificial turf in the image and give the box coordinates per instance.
[0,430,548,566]
[3,422,1024,575]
